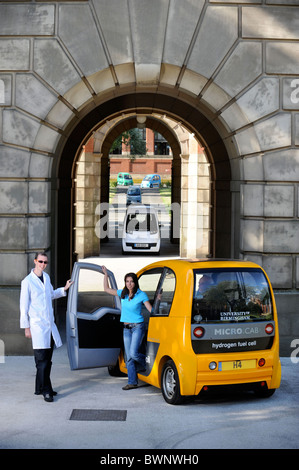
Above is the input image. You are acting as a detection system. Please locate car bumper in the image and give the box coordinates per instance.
[122,241,160,252]
[126,199,142,205]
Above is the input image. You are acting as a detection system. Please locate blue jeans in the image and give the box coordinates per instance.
[123,322,146,385]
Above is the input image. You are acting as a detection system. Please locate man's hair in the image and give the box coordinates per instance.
[34,251,48,260]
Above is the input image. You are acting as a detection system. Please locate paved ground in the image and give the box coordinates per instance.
[0,350,298,451]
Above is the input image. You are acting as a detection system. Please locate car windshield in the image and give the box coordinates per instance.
[143,176,151,181]
[126,212,158,232]
[124,174,131,179]
[128,188,140,195]
[192,268,273,323]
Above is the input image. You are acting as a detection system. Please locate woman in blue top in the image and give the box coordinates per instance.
[102,266,152,390]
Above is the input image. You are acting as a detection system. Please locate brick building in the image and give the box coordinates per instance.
[110,128,172,179]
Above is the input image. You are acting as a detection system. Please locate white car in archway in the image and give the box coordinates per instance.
[121,204,161,254]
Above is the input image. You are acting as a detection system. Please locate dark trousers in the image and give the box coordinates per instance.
[34,336,54,396]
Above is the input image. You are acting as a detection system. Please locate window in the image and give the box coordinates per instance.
[152,268,176,316]
[138,268,163,304]
[192,268,273,323]
[127,187,141,195]
[138,267,176,317]
[154,133,170,155]
[77,268,115,314]
[126,212,158,233]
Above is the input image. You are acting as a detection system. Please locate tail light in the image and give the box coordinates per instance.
[265,323,274,335]
[258,358,266,367]
[193,327,205,338]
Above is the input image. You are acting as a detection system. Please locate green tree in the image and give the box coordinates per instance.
[110,128,147,155]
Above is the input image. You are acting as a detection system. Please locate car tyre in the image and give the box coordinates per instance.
[161,360,184,405]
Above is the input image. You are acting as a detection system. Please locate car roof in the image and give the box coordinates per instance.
[137,258,263,274]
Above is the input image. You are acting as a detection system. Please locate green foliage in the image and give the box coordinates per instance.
[110,128,147,155]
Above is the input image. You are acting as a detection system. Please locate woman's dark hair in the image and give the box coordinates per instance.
[121,272,139,299]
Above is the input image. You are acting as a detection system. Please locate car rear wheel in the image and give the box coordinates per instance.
[161,360,184,405]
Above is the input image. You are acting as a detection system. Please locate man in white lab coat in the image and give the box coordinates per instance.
[20,252,72,402]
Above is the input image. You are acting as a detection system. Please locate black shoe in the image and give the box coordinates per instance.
[122,384,138,390]
[43,393,53,402]
[35,390,57,396]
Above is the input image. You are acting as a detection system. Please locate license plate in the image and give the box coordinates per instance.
[134,243,149,248]
[218,359,256,371]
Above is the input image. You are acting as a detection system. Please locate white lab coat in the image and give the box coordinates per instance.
[20,270,66,349]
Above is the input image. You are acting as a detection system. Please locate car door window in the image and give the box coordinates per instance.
[77,268,116,314]
[152,268,176,316]
[76,267,121,349]
[138,267,163,303]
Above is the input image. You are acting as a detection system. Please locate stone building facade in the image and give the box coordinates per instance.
[0,0,299,355]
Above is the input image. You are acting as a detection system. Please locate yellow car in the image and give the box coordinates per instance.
[67,259,281,404]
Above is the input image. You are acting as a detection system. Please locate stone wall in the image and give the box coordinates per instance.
[0,1,298,355]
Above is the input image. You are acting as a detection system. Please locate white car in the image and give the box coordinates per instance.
[122,204,160,253]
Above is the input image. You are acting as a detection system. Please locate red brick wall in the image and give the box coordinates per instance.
[109,157,172,177]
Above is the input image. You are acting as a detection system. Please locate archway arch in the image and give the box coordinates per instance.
[53,89,232,286]
[74,113,186,258]
[96,113,183,204]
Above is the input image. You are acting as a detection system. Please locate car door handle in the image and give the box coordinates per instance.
[69,312,76,337]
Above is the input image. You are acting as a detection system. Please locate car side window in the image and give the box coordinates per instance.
[77,268,116,314]
[138,268,164,327]
[152,268,176,317]
[138,268,164,304]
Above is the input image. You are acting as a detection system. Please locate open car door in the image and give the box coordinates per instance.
[66,262,122,370]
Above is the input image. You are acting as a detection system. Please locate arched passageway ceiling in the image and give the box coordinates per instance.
[58,69,236,156]
[93,113,191,158]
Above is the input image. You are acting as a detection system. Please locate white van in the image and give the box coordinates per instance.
[121,204,160,253]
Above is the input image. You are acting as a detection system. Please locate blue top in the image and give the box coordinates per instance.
[117,288,149,323]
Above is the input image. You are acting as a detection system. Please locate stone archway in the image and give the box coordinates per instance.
[54,89,232,286]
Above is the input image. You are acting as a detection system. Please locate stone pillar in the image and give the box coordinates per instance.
[74,148,101,258]
[171,155,181,243]
[180,139,210,258]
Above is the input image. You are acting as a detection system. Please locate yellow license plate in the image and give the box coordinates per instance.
[219,359,256,371]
